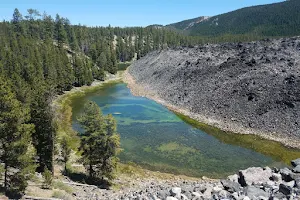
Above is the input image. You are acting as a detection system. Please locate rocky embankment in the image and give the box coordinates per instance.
[124,37,300,148]
[68,159,300,199]
[116,160,300,200]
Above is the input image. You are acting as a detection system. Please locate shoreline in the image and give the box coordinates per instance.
[123,69,300,149]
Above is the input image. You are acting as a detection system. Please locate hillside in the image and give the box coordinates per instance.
[126,37,300,148]
[166,16,209,32]
[167,0,300,37]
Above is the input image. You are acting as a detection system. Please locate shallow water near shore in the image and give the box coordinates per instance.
[71,82,300,178]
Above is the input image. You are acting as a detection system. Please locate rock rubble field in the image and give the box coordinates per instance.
[126,37,300,148]
[82,159,300,199]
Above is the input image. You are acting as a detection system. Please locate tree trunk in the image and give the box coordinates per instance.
[4,162,8,191]
[89,163,93,178]
[51,131,54,175]
[64,162,68,175]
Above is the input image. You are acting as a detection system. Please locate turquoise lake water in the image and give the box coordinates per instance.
[71,82,293,178]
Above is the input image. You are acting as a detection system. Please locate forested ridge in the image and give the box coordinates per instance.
[0,8,201,197]
[166,0,300,38]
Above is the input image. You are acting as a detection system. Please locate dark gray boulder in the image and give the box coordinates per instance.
[279,183,293,195]
[280,168,294,182]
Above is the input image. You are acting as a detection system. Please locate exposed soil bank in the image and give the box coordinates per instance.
[123,37,300,149]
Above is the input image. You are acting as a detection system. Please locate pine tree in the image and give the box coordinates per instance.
[97,51,107,69]
[55,14,67,47]
[78,101,120,182]
[11,8,24,34]
[42,12,54,40]
[102,114,120,180]
[12,8,23,24]
[31,90,56,174]
[0,76,36,198]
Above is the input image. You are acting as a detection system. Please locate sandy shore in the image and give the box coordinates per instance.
[123,69,300,149]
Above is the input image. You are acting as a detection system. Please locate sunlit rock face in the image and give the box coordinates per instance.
[128,37,300,148]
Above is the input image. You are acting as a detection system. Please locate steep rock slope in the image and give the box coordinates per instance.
[127,37,300,148]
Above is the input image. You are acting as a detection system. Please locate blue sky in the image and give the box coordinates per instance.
[0,0,284,27]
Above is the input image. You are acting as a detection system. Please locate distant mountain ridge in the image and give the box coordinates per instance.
[163,0,300,37]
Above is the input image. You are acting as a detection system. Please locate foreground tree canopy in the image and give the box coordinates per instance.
[78,101,121,181]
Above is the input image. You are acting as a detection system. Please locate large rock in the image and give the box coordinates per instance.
[228,174,239,183]
[284,180,295,188]
[293,165,300,173]
[218,190,229,199]
[291,158,300,167]
[202,186,213,199]
[272,173,282,182]
[296,178,300,189]
[169,187,181,198]
[221,180,241,193]
[239,167,272,186]
[290,172,300,180]
[157,190,169,199]
[280,168,294,182]
[193,185,206,193]
[244,186,269,199]
[180,194,188,200]
[279,183,293,195]
[191,192,201,197]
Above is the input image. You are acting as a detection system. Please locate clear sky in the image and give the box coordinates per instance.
[0,0,284,27]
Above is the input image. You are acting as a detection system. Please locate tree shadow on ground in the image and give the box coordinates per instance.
[64,170,111,189]
[0,186,22,199]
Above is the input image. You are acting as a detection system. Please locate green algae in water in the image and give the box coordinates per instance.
[71,82,300,178]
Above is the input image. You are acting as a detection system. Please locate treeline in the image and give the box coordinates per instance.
[6,8,202,69]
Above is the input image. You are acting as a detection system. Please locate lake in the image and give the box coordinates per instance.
[71,82,300,178]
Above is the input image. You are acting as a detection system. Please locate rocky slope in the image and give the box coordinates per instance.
[108,159,300,200]
[125,37,300,148]
[25,159,300,200]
